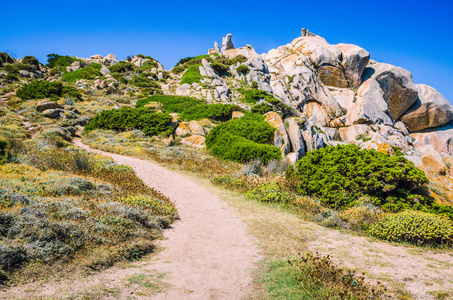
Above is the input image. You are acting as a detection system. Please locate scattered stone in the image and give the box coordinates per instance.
[181,135,206,148]
[36,101,62,112]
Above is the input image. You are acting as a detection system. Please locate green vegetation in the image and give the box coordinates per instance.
[129,75,160,88]
[238,88,279,104]
[0,144,176,282]
[206,114,276,145]
[46,54,79,68]
[16,81,82,101]
[108,61,135,73]
[236,65,249,74]
[4,64,18,74]
[61,67,103,83]
[88,63,102,70]
[21,56,40,67]
[251,103,274,115]
[0,52,14,65]
[206,114,280,163]
[211,62,229,76]
[0,140,8,164]
[247,182,292,203]
[370,210,453,246]
[180,104,239,122]
[180,65,202,85]
[136,95,238,121]
[84,106,174,137]
[171,65,185,74]
[286,145,431,211]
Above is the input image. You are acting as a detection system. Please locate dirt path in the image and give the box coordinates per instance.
[75,140,261,299]
[3,141,261,299]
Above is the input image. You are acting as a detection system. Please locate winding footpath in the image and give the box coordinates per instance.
[74,140,261,299]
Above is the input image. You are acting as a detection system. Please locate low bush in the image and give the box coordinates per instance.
[16,81,82,100]
[14,62,33,72]
[247,182,292,204]
[207,132,281,163]
[61,67,102,83]
[251,103,273,115]
[236,65,249,74]
[4,74,19,83]
[211,62,229,76]
[171,65,185,74]
[369,210,453,246]
[21,56,40,67]
[180,65,202,85]
[108,61,135,73]
[4,64,18,74]
[180,104,239,122]
[129,75,160,88]
[136,95,204,112]
[0,52,14,64]
[286,144,430,210]
[238,88,279,104]
[0,140,8,164]
[84,106,174,137]
[46,54,80,68]
[88,63,102,70]
[206,114,276,145]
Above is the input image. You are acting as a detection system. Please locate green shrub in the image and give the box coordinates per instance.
[369,210,453,246]
[4,74,19,83]
[206,114,276,145]
[180,65,202,85]
[136,95,204,112]
[88,63,102,70]
[16,81,82,100]
[4,64,18,74]
[206,114,280,163]
[49,66,66,76]
[286,145,430,210]
[238,88,279,104]
[21,56,40,67]
[208,132,281,163]
[84,106,174,137]
[211,62,229,76]
[180,104,239,121]
[236,65,249,74]
[61,67,102,82]
[247,182,292,203]
[251,103,273,114]
[171,65,185,74]
[14,62,33,72]
[0,140,8,165]
[108,61,135,73]
[0,52,14,64]
[46,54,79,68]
[129,75,160,88]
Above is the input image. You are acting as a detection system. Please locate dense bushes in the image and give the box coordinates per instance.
[206,114,276,145]
[46,54,79,68]
[136,95,204,111]
[84,106,174,137]
[369,210,453,246]
[136,95,238,121]
[180,104,239,121]
[0,140,8,164]
[61,67,102,82]
[16,81,82,100]
[251,103,273,115]
[180,65,202,85]
[206,114,280,163]
[286,145,430,210]
[239,88,279,104]
[108,61,135,73]
[129,75,160,88]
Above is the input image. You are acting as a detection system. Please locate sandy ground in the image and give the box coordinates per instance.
[2,141,261,299]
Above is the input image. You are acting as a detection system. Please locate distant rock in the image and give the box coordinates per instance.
[362,63,418,119]
[100,66,110,75]
[400,84,453,132]
[221,34,234,52]
[176,84,191,96]
[214,42,220,53]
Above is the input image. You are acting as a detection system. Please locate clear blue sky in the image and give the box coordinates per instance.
[1,0,452,102]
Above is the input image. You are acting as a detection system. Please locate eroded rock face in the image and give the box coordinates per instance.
[345,98,393,126]
[400,84,453,132]
[337,43,370,87]
[412,121,453,155]
[357,78,390,115]
[286,117,306,159]
[363,63,418,119]
[221,34,234,52]
[264,112,290,155]
[317,65,349,88]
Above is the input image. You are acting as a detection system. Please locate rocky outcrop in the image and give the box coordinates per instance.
[412,121,453,155]
[337,44,370,87]
[400,84,453,132]
[345,98,392,126]
[286,117,306,159]
[221,34,234,52]
[362,63,418,119]
[264,112,290,155]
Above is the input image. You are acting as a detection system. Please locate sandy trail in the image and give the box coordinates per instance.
[3,141,261,299]
[74,140,261,299]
